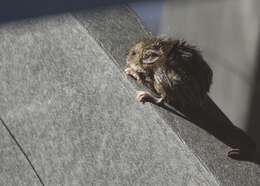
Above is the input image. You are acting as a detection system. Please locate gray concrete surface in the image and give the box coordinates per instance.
[0,9,220,186]
[74,6,260,186]
[0,120,40,186]
[1,4,260,186]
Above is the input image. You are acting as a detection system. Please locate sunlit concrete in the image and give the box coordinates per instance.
[0,8,218,186]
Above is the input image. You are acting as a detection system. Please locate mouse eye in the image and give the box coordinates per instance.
[150,52,158,57]
[143,53,149,59]
[143,51,158,59]
[142,50,160,64]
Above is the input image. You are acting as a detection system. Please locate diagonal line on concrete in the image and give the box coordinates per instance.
[0,117,45,186]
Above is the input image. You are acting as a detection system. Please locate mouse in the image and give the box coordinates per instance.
[125,37,213,109]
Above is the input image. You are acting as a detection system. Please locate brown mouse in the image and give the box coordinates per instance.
[125,37,213,109]
[125,38,259,160]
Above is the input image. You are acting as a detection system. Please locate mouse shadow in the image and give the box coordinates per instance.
[157,96,260,164]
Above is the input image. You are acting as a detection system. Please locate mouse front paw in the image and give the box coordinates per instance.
[136,91,166,104]
[136,91,154,104]
[125,67,141,81]
[125,67,135,76]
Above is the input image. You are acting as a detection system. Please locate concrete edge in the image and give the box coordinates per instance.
[71,5,260,186]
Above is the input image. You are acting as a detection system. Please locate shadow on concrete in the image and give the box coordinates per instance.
[0,0,155,23]
[247,30,260,155]
[160,96,260,163]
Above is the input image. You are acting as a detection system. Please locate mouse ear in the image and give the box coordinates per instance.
[142,49,160,64]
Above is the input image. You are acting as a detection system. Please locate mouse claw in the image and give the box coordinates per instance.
[125,67,133,75]
[136,91,152,104]
[228,149,240,158]
[228,148,254,160]
[125,68,141,82]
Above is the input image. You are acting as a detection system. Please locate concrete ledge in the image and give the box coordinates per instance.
[0,5,259,186]
[0,10,217,186]
[73,6,260,186]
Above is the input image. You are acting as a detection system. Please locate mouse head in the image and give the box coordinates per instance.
[126,37,178,71]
